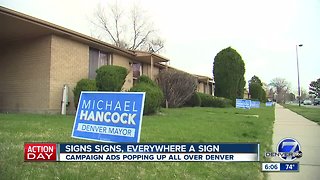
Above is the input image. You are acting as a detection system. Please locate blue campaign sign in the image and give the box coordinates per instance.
[266,102,273,107]
[71,92,145,143]
[250,101,260,108]
[236,99,251,109]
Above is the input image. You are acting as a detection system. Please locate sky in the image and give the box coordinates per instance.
[1,0,319,94]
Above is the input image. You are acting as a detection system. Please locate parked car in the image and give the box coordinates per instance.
[314,98,320,106]
[303,100,312,105]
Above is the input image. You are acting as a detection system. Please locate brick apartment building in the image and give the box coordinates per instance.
[0,6,213,114]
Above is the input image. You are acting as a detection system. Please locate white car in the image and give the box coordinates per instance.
[303,100,312,105]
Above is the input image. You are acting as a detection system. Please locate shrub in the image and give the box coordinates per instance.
[96,65,128,91]
[137,75,157,87]
[249,82,262,100]
[184,92,201,107]
[130,82,164,115]
[157,69,197,108]
[260,88,267,103]
[73,79,97,109]
[215,97,233,108]
[198,93,233,108]
[213,47,246,103]
[198,93,214,107]
[249,75,267,103]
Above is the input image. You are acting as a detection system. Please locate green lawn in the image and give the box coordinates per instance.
[283,104,320,125]
[0,107,274,180]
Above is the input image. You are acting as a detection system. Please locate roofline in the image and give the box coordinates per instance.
[193,74,213,81]
[154,62,168,68]
[152,53,170,62]
[163,66,214,81]
[0,6,135,56]
[132,50,170,62]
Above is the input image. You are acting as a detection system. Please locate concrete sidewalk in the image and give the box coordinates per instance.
[268,104,320,180]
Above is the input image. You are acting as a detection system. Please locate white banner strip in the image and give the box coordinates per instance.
[261,163,281,172]
[59,153,258,162]
[77,123,135,137]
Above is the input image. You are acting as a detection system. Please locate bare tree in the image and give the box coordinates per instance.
[91,2,164,53]
[269,77,290,103]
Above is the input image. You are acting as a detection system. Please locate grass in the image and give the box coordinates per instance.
[282,104,320,125]
[0,107,274,180]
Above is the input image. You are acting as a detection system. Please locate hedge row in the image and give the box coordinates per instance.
[197,93,233,108]
[184,92,232,108]
[184,92,201,107]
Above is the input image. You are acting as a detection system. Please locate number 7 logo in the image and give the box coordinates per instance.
[277,138,301,161]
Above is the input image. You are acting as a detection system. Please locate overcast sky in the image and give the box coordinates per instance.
[1,0,319,94]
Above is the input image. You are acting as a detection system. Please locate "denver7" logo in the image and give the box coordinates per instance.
[277,138,301,161]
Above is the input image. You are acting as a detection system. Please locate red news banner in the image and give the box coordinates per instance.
[24,143,57,161]
[24,143,260,162]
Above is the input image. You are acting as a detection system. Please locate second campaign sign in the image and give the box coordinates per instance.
[72,92,145,143]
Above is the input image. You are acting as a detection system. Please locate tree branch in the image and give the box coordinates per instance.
[134,30,153,50]
[95,5,118,45]
[91,3,164,51]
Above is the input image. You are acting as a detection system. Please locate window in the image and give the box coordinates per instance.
[132,62,142,85]
[89,48,111,79]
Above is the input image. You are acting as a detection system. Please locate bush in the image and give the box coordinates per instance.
[198,93,214,107]
[214,97,233,108]
[198,93,233,108]
[73,79,97,109]
[184,92,201,107]
[130,82,164,115]
[213,47,246,103]
[96,65,128,91]
[137,75,157,87]
[249,82,262,100]
[260,88,267,103]
[157,69,197,108]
